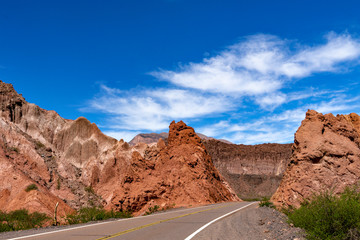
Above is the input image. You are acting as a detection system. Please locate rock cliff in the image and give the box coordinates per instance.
[272,110,360,208]
[203,140,292,199]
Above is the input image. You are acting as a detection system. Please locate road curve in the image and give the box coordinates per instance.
[4,202,255,240]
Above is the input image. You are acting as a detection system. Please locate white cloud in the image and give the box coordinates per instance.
[87,85,233,131]
[84,32,360,143]
[199,94,360,144]
[103,130,140,142]
[152,33,360,102]
[254,92,287,109]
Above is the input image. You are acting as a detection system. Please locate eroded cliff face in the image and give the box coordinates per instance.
[99,121,239,215]
[0,80,238,216]
[272,110,360,208]
[203,140,292,199]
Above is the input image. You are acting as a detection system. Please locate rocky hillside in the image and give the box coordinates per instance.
[272,110,360,208]
[0,80,238,217]
[203,140,292,199]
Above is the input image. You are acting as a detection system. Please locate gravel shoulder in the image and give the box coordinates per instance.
[193,203,306,240]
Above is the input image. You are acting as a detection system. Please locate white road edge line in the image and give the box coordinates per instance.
[184,202,257,240]
[7,203,229,240]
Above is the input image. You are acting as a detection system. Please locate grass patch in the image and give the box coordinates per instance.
[259,197,275,208]
[65,207,132,225]
[144,205,160,216]
[25,184,38,192]
[0,209,48,232]
[286,186,360,240]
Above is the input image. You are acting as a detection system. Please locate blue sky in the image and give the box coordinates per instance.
[1,0,360,144]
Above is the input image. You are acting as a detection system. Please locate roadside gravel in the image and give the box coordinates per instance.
[193,203,306,240]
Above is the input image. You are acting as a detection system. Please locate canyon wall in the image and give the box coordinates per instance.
[203,140,292,199]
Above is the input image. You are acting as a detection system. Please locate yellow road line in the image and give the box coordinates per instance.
[96,203,235,240]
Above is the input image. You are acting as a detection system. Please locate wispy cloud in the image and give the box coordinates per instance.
[152,33,360,98]
[85,32,360,143]
[87,85,233,131]
[199,94,360,144]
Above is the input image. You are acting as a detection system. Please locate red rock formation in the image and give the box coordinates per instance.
[204,140,292,199]
[272,110,360,208]
[102,121,239,215]
[0,80,238,217]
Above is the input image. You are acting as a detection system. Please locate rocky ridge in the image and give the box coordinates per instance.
[272,110,360,208]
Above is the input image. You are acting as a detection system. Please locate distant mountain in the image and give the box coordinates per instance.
[129,132,232,146]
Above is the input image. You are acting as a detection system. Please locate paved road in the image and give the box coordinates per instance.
[4,202,255,240]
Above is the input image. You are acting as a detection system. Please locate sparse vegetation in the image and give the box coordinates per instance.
[57,178,61,190]
[259,197,275,208]
[35,141,45,149]
[25,184,38,192]
[285,186,360,240]
[0,209,48,232]
[144,205,160,215]
[85,186,95,194]
[65,207,132,225]
[9,146,19,153]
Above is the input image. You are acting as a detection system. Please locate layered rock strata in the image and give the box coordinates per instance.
[203,140,292,199]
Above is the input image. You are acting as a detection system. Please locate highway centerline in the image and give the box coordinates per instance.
[96,204,232,240]
[5,202,247,240]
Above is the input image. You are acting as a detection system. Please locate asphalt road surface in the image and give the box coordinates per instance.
[3,201,256,240]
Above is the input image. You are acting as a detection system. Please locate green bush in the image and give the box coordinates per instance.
[144,205,160,216]
[0,209,48,232]
[25,184,38,192]
[259,197,275,208]
[65,207,132,225]
[286,186,360,240]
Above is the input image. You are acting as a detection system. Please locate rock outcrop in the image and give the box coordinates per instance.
[0,80,238,217]
[100,121,239,214]
[272,110,360,208]
[203,140,292,199]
